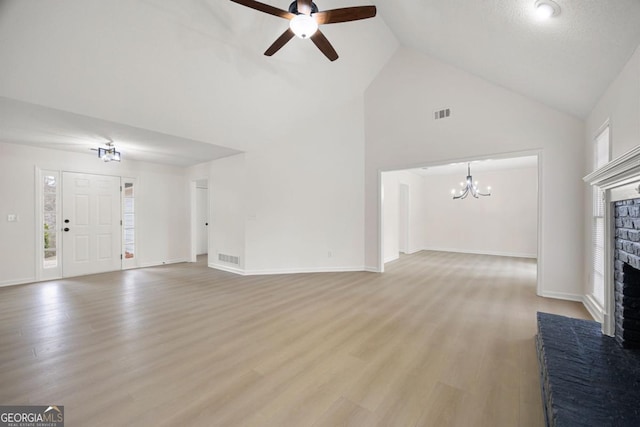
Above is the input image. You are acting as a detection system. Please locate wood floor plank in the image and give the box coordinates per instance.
[0,252,590,426]
[311,396,379,427]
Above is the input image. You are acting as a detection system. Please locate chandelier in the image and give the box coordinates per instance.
[98,141,121,162]
[451,163,491,199]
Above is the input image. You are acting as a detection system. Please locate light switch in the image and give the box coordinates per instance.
[7,214,17,222]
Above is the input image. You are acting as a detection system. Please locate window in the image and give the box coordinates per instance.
[123,182,135,259]
[43,173,59,269]
[38,169,61,281]
[592,125,610,305]
[122,178,138,269]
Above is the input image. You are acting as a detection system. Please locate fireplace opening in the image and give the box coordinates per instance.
[614,199,640,348]
[614,263,640,347]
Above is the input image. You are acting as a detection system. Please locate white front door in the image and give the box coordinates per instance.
[62,172,121,277]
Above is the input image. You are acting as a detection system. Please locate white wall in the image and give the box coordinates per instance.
[0,141,190,286]
[584,44,640,296]
[0,143,37,285]
[207,154,246,273]
[243,97,365,274]
[423,166,538,258]
[587,45,640,160]
[183,98,366,276]
[365,48,585,299]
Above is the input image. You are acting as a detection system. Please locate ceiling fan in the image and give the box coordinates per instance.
[230,0,377,61]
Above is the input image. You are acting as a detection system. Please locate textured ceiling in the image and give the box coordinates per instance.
[0,0,639,165]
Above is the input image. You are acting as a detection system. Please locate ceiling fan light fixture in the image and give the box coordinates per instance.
[230,0,376,60]
[289,14,318,39]
[534,0,560,19]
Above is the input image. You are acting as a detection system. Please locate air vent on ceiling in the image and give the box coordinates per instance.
[434,108,451,120]
[218,253,239,265]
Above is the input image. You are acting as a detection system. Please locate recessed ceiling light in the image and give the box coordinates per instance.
[534,0,560,19]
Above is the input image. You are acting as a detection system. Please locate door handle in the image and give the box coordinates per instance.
[64,227,70,232]
[205,223,208,226]
[64,219,70,223]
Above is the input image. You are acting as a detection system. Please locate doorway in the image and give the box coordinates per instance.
[399,183,409,254]
[379,154,541,294]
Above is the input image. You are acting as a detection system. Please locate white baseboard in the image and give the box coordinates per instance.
[364,266,381,273]
[539,290,583,302]
[138,258,189,268]
[243,266,366,276]
[0,277,36,288]
[209,263,371,276]
[422,247,537,259]
[384,254,399,263]
[209,263,246,275]
[582,293,603,322]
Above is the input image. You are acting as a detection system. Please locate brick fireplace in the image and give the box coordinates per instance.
[614,199,640,348]
[584,146,640,340]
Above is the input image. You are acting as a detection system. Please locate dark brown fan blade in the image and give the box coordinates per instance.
[297,0,312,15]
[310,29,338,61]
[264,28,295,56]
[230,0,295,20]
[312,6,377,25]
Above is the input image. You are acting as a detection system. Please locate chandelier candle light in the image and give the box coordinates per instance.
[451,163,491,200]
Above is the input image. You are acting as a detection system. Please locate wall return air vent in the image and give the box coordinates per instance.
[434,108,451,120]
[218,253,240,265]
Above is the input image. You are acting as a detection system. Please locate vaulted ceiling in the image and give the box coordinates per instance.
[0,0,639,165]
[379,0,640,119]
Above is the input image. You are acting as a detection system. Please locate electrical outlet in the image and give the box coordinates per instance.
[7,214,17,222]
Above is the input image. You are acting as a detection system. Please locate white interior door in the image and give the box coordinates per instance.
[196,187,208,255]
[62,172,121,277]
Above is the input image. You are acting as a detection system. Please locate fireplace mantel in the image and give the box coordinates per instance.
[584,145,640,337]
[584,145,640,189]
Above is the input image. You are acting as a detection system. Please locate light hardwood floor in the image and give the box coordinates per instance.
[0,251,589,426]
